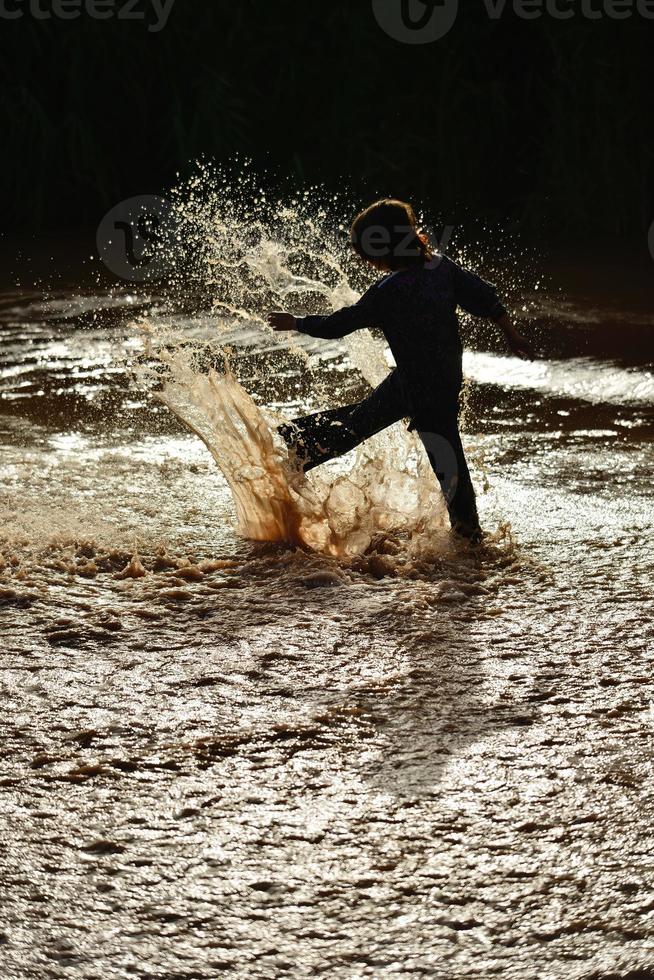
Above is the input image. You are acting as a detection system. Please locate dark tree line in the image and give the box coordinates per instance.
[1,0,652,239]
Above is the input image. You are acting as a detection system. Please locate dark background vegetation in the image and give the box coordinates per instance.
[1,0,653,242]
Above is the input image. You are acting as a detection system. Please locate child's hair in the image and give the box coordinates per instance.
[350,199,432,271]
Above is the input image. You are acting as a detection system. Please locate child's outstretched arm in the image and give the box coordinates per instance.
[268,285,379,340]
[451,260,536,360]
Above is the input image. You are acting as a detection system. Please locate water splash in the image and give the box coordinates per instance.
[138,165,449,557]
[156,349,446,558]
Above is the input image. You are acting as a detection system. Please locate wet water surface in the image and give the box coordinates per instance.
[1,231,654,979]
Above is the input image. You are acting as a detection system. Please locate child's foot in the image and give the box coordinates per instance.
[277,423,310,474]
[452,521,485,546]
[278,422,299,450]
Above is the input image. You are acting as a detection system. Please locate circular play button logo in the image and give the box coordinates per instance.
[97,195,175,282]
[372,0,459,44]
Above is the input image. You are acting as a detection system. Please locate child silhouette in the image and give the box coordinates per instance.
[269,199,534,543]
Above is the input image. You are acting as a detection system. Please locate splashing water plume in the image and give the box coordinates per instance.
[139,167,449,557]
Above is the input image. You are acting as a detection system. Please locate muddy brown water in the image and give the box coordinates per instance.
[1,252,654,979]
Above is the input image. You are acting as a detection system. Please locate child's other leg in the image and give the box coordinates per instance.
[279,369,408,471]
[416,412,481,541]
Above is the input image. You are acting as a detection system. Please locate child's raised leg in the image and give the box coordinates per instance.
[279,369,408,471]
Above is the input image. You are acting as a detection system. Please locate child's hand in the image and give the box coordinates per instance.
[496,314,537,360]
[506,328,537,361]
[268,311,298,332]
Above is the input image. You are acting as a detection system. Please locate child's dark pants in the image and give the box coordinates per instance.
[279,368,480,536]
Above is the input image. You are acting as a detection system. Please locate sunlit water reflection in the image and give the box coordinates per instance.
[1,225,654,977]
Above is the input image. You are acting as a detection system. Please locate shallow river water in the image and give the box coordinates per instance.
[1,224,654,979]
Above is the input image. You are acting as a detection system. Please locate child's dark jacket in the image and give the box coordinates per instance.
[296,255,506,421]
